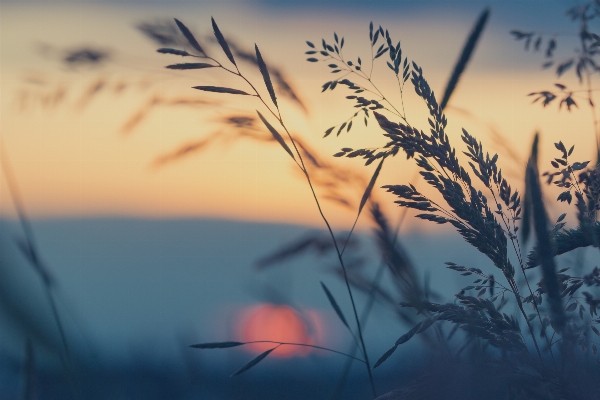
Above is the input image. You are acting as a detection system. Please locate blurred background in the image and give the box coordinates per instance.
[0,0,598,398]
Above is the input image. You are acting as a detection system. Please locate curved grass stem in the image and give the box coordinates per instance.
[242,341,366,363]
[213,51,378,398]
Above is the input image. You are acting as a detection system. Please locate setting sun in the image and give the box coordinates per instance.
[236,303,325,357]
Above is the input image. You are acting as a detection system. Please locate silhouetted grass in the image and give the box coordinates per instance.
[152,4,600,399]
[11,3,600,399]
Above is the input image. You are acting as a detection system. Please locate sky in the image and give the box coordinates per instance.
[0,0,596,229]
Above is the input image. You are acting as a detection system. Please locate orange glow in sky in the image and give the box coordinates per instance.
[1,3,597,230]
[236,304,325,357]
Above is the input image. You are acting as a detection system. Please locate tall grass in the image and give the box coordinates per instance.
[12,2,595,398]
[148,3,600,398]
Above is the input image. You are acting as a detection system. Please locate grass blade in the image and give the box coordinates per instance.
[255,44,278,108]
[211,17,236,66]
[157,48,190,56]
[193,86,251,95]
[363,320,427,385]
[372,345,397,369]
[395,321,423,345]
[166,63,215,70]
[358,157,385,216]
[439,8,490,110]
[230,347,276,377]
[324,126,335,138]
[256,111,295,160]
[524,133,565,333]
[320,281,349,329]
[174,19,206,55]
[190,341,244,349]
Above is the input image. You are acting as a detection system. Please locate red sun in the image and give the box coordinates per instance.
[236,304,324,357]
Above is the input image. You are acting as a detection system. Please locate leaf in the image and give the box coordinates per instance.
[546,38,556,57]
[255,44,278,108]
[166,63,215,70]
[372,29,380,45]
[256,111,295,160]
[320,281,349,329]
[566,302,577,312]
[534,36,542,51]
[572,161,590,171]
[192,86,250,95]
[440,7,490,110]
[556,59,574,77]
[374,47,389,59]
[542,61,554,69]
[157,48,190,56]
[372,345,398,369]
[230,347,276,376]
[324,126,335,138]
[358,157,385,217]
[395,322,422,345]
[211,17,236,66]
[174,19,205,55]
[190,341,244,349]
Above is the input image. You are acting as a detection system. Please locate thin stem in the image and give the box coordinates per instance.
[340,158,386,256]
[368,79,404,119]
[369,41,375,79]
[509,278,544,363]
[488,187,557,365]
[486,179,558,367]
[333,197,411,400]
[325,50,406,123]
[331,262,386,400]
[300,166,377,398]
[471,271,515,296]
[263,88,378,400]
[213,54,378,397]
[0,141,76,399]
[242,341,366,363]
[395,75,408,123]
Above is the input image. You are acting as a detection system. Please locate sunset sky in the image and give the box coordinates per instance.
[1,0,594,229]
[3,3,600,396]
